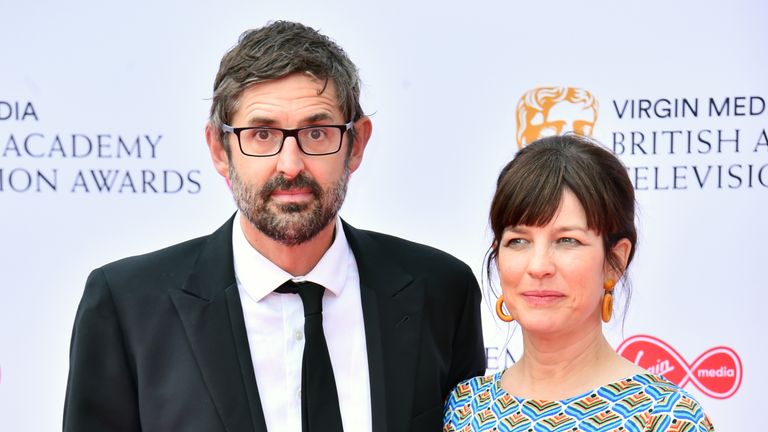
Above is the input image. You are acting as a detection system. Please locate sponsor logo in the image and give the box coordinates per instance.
[1,99,203,194]
[514,89,768,190]
[515,86,598,148]
[608,95,768,190]
[617,334,742,399]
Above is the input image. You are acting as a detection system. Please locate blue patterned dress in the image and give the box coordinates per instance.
[443,372,714,431]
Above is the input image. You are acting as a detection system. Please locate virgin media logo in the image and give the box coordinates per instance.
[617,334,742,399]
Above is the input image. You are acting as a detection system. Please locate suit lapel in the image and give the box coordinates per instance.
[169,216,268,432]
[343,222,423,432]
[168,217,422,431]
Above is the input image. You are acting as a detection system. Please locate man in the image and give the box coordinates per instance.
[64,21,485,432]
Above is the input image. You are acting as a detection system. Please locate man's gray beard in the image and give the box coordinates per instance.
[229,165,349,246]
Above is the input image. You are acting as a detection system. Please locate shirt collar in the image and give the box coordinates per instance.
[232,212,350,302]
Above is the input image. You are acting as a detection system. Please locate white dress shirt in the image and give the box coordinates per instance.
[232,213,372,432]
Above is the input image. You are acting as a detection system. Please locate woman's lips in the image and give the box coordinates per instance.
[521,290,565,306]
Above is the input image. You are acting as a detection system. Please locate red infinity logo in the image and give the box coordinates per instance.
[617,334,742,399]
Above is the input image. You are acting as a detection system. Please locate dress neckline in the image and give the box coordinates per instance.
[492,371,666,403]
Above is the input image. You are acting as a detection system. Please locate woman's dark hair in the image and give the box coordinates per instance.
[487,134,637,310]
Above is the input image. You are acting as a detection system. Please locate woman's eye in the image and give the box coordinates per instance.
[557,237,581,245]
[504,238,527,248]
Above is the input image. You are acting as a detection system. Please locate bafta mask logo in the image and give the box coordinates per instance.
[516,86,599,148]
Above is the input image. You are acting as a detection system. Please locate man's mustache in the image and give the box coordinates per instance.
[260,173,322,200]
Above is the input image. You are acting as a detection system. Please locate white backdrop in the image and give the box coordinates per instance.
[1,0,763,430]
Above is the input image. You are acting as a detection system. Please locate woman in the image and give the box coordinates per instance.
[444,135,714,431]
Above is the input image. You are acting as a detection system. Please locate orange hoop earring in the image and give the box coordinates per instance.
[601,279,616,323]
[496,295,514,322]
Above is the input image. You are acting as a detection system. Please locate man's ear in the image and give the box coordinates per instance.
[347,116,372,174]
[205,122,230,178]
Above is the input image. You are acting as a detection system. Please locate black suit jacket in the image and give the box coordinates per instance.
[64,216,485,432]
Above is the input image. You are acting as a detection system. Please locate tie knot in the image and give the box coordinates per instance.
[275,280,325,316]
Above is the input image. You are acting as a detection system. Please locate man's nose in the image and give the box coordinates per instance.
[275,137,305,179]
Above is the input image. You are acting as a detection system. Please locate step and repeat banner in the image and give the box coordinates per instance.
[1,1,762,430]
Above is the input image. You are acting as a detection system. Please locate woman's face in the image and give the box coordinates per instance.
[497,189,628,335]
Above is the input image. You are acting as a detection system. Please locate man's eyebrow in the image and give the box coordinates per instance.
[244,116,277,126]
[242,112,337,127]
[303,112,335,123]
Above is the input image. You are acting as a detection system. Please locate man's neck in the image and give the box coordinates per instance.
[239,214,336,276]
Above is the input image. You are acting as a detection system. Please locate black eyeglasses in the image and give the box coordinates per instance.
[221,121,354,157]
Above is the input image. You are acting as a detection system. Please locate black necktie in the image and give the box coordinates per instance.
[275,280,344,432]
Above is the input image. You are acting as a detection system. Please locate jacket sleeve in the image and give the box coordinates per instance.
[445,268,486,396]
[63,268,141,432]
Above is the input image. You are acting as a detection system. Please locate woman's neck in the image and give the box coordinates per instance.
[501,324,642,400]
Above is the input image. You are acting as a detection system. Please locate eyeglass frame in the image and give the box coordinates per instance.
[221,120,355,157]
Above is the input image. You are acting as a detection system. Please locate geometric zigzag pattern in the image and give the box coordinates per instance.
[444,372,715,432]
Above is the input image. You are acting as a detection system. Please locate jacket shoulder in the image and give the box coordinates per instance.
[348,225,474,278]
[98,235,208,282]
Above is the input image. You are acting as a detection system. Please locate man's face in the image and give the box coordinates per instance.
[213,73,366,246]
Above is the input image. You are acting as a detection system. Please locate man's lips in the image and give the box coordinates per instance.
[270,188,314,202]
[521,290,565,306]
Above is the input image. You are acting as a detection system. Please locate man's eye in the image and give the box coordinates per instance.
[307,128,327,140]
[254,129,274,141]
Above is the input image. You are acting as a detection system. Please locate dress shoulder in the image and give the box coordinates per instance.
[632,374,716,431]
[442,372,716,432]
[445,373,499,404]
[443,373,504,431]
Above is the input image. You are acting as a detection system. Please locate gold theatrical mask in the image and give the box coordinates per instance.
[516,87,598,148]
